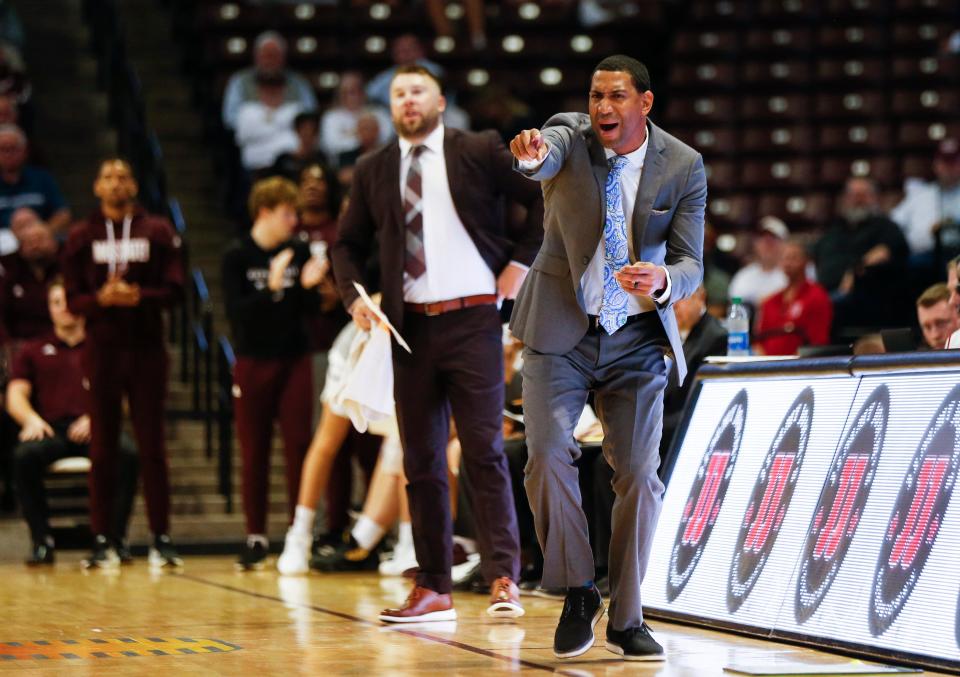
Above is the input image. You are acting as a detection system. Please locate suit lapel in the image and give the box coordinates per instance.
[385,142,404,235]
[586,127,608,250]
[443,129,462,213]
[631,122,667,259]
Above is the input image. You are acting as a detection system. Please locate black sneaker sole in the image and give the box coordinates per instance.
[605,640,666,661]
[553,601,605,659]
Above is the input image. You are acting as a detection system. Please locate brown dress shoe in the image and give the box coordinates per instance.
[487,576,525,618]
[379,585,457,623]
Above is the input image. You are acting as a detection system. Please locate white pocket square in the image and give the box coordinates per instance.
[651,207,671,215]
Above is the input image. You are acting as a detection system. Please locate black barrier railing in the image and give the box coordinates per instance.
[190,268,214,458]
[167,197,190,382]
[217,336,236,514]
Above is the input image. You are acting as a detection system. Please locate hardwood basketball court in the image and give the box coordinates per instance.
[0,555,944,675]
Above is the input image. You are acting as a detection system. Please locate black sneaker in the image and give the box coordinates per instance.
[310,535,379,572]
[149,534,184,569]
[606,622,666,661]
[236,539,268,571]
[554,584,605,658]
[113,538,133,565]
[83,534,119,569]
[25,541,55,566]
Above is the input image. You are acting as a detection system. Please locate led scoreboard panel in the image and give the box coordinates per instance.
[642,362,960,673]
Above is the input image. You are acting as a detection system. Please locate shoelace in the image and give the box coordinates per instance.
[492,578,513,601]
[560,590,587,621]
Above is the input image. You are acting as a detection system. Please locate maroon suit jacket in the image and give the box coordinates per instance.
[332,127,544,330]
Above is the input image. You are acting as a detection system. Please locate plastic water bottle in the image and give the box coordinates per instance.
[726,297,751,357]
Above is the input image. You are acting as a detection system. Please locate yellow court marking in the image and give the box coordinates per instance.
[0,637,241,661]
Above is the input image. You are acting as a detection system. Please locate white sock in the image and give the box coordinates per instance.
[351,515,385,551]
[291,505,315,538]
[247,534,268,548]
[396,522,413,551]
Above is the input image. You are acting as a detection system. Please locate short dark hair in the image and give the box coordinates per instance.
[391,64,443,91]
[593,55,651,93]
[293,111,320,132]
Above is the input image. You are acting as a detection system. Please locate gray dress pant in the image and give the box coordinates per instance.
[522,313,668,631]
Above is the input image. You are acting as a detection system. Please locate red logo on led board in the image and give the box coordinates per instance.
[728,387,813,613]
[795,385,889,623]
[667,390,748,601]
[869,384,960,636]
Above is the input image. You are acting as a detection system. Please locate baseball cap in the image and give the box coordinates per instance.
[758,215,789,240]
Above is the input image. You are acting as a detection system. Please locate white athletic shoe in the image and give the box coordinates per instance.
[378,541,419,576]
[277,529,311,576]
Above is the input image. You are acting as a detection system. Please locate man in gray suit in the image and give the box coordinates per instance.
[509,55,706,661]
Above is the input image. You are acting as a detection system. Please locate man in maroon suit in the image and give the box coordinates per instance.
[333,65,543,622]
[62,158,184,569]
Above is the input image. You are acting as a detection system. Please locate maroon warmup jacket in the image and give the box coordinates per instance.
[62,207,184,349]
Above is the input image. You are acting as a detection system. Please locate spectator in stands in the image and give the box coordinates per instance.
[0,125,69,234]
[702,221,734,317]
[221,31,317,131]
[817,178,911,338]
[336,111,383,176]
[7,280,137,567]
[916,283,958,350]
[466,84,535,145]
[728,216,788,309]
[0,216,60,349]
[366,34,443,107]
[754,239,832,355]
[269,112,327,182]
[222,176,326,571]
[63,158,184,569]
[321,72,392,166]
[892,138,960,268]
[235,74,302,172]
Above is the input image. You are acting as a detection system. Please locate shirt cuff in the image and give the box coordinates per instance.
[506,260,529,272]
[651,266,672,305]
[516,157,545,172]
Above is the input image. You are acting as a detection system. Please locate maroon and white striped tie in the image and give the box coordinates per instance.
[404,145,427,279]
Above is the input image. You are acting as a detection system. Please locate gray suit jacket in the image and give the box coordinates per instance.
[508,113,707,384]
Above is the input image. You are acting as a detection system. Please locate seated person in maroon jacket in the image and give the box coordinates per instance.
[222,176,326,570]
[0,213,60,352]
[7,280,137,566]
[62,158,184,569]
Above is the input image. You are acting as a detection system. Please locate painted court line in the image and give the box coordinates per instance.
[181,573,585,675]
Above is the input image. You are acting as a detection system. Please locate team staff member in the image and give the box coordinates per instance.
[222,177,327,571]
[510,55,706,661]
[62,158,185,569]
[8,280,138,567]
[333,65,543,622]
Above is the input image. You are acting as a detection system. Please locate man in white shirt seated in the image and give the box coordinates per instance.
[221,31,317,132]
[728,216,788,309]
[892,138,960,269]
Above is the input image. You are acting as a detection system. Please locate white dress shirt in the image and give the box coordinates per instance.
[519,127,672,315]
[891,178,960,255]
[399,125,496,303]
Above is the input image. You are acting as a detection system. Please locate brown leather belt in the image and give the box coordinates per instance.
[405,294,498,316]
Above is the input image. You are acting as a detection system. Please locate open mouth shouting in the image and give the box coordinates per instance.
[597,120,620,138]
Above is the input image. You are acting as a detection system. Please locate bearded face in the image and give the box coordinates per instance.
[389,73,445,141]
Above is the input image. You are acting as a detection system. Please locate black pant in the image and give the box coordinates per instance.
[393,305,520,593]
[13,422,138,544]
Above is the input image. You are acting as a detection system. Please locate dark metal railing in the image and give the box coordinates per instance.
[216,336,236,514]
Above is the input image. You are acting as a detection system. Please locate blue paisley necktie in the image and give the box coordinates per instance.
[599,155,630,334]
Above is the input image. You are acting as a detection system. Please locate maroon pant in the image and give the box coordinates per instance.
[394,305,521,594]
[87,345,170,536]
[234,354,313,535]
